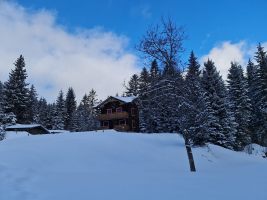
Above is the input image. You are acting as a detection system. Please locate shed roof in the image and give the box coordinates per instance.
[6,124,50,134]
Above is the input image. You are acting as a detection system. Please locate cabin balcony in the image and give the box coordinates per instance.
[97,112,129,121]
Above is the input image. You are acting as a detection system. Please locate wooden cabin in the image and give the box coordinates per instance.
[5,124,50,135]
[95,96,139,132]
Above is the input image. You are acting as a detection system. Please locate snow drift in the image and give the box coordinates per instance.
[0,130,266,200]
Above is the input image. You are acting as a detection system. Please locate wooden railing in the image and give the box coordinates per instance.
[97,112,129,121]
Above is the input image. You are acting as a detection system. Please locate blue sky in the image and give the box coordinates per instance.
[0,0,266,101]
[18,0,267,57]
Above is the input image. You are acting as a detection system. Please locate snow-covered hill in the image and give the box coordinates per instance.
[0,130,266,200]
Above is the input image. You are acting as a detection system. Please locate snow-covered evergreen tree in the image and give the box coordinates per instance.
[65,87,77,131]
[74,90,99,131]
[246,59,261,143]
[253,44,267,145]
[0,81,4,114]
[138,67,150,93]
[45,103,55,130]
[181,52,215,146]
[52,90,66,130]
[202,59,236,149]
[149,59,160,83]
[3,55,29,123]
[27,85,39,123]
[227,62,251,150]
[125,74,139,97]
[0,112,16,140]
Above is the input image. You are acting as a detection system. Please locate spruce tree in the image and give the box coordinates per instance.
[65,87,77,131]
[246,59,261,143]
[139,67,150,93]
[227,62,251,150]
[52,90,66,130]
[3,55,29,123]
[74,90,99,132]
[254,44,267,145]
[182,52,214,146]
[27,85,39,123]
[125,74,139,97]
[0,81,3,113]
[202,59,236,149]
[149,59,160,83]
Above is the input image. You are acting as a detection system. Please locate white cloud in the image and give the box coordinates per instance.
[200,41,247,79]
[201,41,267,79]
[0,1,139,102]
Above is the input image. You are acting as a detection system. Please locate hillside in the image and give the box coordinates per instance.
[0,130,266,200]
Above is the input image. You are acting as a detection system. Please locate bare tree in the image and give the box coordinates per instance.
[136,17,186,69]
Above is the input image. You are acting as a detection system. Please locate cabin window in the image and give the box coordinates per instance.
[132,120,136,128]
[119,119,126,125]
[131,108,136,116]
[103,121,109,127]
[107,109,112,114]
[116,107,122,113]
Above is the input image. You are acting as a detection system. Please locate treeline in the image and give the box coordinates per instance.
[0,55,99,136]
[124,44,267,150]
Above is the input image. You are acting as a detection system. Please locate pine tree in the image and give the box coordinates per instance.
[3,55,29,123]
[185,51,201,79]
[149,59,160,83]
[65,87,77,131]
[45,103,55,130]
[36,98,47,126]
[202,59,236,149]
[86,89,99,130]
[182,52,214,146]
[227,62,251,150]
[0,81,3,113]
[74,90,99,131]
[139,67,150,93]
[52,90,66,130]
[125,74,139,97]
[27,85,39,123]
[246,59,261,143]
[254,44,267,145]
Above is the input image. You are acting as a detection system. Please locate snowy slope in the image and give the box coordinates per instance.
[0,130,266,200]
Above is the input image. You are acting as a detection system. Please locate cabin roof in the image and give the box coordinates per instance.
[95,96,136,108]
[6,124,50,134]
[110,96,136,103]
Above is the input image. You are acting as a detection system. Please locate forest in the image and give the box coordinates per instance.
[0,19,266,151]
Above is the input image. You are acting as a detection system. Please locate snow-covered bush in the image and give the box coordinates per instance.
[0,113,16,141]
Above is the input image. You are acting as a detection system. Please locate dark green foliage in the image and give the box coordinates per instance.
[252,44,267,145]
[65,87,77,130]
[182,52,214,146]
[0,81,3,113]
[27,85,39,123]
[227,62,251,150]
[3,55,30,123]
[125,74,139,97]
[74,89,99,131]
[202,60,236,149]
[149,59,160,83]
[138,67,150,93]
[52,90,66,130]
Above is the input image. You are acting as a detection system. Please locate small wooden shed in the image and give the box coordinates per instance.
[5,124,50,135]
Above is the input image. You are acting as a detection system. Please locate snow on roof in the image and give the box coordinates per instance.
[6,124,44,129]
[94,96,137,108]
[110,96,136,103]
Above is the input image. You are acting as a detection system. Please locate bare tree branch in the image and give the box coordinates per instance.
[136,17,186,70]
